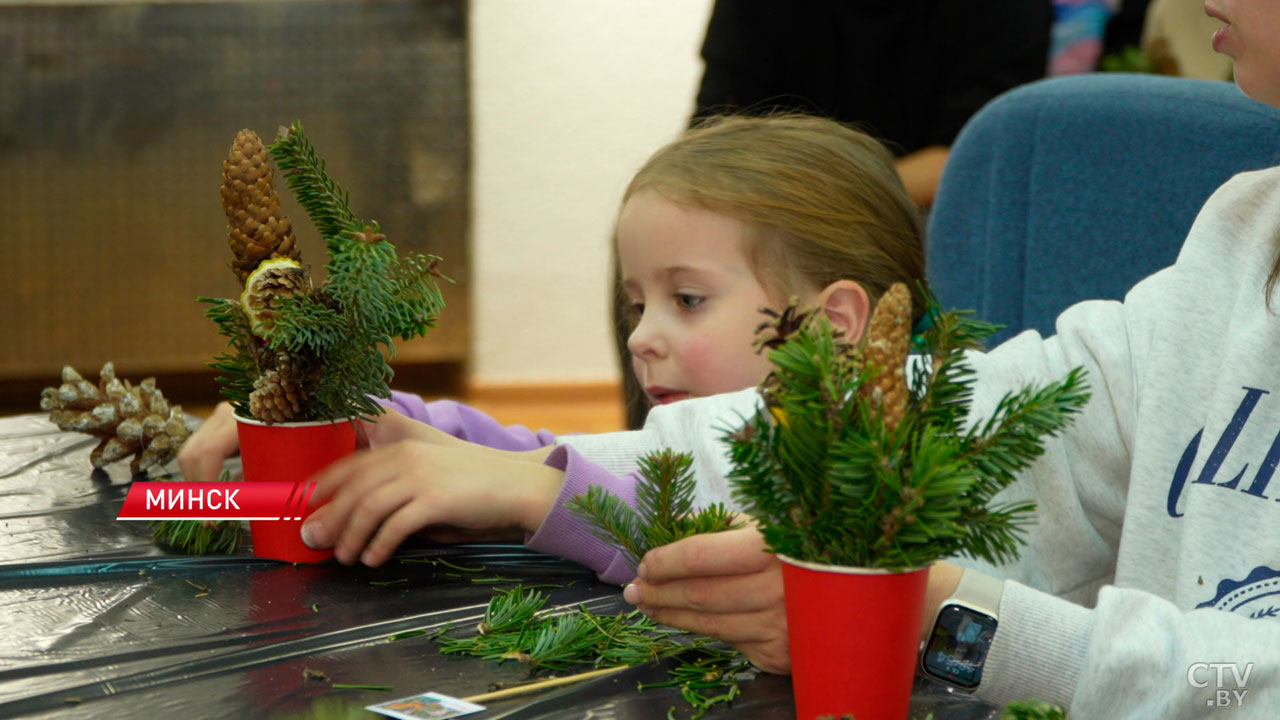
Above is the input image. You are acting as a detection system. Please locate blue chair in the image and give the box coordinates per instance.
[927,73,1280,346]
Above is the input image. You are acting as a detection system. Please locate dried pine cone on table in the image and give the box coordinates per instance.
[40,362,191,474]
[858,283,912,432]
[221,128,301,283]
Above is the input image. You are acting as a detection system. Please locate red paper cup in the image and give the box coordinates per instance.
[780,556,930,720]
[235,414,358,563]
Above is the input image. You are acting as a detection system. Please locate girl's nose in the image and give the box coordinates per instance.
[627,316,666,360]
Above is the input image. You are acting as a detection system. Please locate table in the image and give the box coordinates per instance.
[0,413,1000,719]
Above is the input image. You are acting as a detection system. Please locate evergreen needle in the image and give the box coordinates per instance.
[331,684,392,692]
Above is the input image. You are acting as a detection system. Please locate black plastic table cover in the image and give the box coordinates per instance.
[0,413,1001,719]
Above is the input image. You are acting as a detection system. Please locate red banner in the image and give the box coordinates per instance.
[117,482,320,521]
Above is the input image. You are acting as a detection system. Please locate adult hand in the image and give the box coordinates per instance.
[622,524,792,674]
[177,401,239,482]
[300,409,563,567]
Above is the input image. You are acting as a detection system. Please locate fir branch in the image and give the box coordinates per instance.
[265,293,347,356]
[388,251,450,341]
[964,366,1092,492]
[565,486,647,569]
[307,340,390,421]
[150,519,243,555]
[566,449,741,572]
[480,585,548,635]
[907,306,996,437]
[1002,700,1068,720]
[267,122,361,242]
[432,585,748,717]
[199,297,259,416]
[525,614,600,671]
[635,451,695,544]
[150,473,245,554]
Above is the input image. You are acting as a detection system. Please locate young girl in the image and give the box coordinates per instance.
[177,114,927,575]
[624,1,1280,714]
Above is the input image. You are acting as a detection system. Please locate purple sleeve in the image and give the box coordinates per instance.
[380,391,557,451]
[525,444,638,585]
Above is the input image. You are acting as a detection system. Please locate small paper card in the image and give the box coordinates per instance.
[366,691,485,720]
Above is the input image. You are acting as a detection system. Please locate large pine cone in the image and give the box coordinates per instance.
[222,129,301,283]
[859,283,912,432]
[40,363,191,474]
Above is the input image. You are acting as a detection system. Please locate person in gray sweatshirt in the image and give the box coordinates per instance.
[619,1,1280,715]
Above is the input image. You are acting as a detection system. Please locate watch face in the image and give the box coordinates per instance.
[921,603,998,689]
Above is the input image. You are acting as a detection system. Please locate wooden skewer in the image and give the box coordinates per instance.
[461,665,629,704]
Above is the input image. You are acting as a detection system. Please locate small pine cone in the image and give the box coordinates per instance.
[240,258,312,337]
[222,129,301,283]
[43,363,192,473]
[249,369,308,423]
[859,283,912,431]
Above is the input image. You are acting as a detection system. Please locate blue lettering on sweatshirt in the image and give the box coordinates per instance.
[1167,387,1274,518]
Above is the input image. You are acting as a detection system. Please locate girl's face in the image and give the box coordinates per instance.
[617,190,795,405]
[1207,0,1280,107]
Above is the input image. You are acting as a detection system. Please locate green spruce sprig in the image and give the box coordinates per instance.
[150,471,244,553]
[151,519,243,555]
[198,297,260,416]
[1002,700,1068,719]
[727,286,1090,570]
[565,449,741,572]
[431,585,748,718]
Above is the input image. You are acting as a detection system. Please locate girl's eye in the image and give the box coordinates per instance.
[676,293,704,310]
[628,301,645,322]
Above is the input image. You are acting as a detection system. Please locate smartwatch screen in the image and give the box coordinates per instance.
[921,603,997,689]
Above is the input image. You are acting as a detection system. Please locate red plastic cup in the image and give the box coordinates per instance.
[234,414,357,563]
[779,556,930,720]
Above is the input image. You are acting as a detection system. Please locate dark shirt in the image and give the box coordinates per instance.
[694,0,1052,156]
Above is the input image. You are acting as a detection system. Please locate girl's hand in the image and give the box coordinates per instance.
[622,524,792,674]
[177,401,239,481]
[300,409,563,567]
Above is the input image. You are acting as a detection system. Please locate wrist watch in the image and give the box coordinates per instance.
[919,568,1003,691]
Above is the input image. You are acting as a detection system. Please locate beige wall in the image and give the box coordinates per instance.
[469,0,714,385]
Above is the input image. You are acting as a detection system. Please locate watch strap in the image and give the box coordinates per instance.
[948,568,1004,618]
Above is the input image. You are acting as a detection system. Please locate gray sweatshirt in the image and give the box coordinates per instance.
[563,166,1280,716]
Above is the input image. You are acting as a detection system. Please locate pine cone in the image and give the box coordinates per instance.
[859,283,912,432]
[40,363,191,474]
[240,257,312,337]
[248,352,315,423]
[221,129,301,283]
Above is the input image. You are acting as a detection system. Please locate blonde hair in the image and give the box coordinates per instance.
[621,114,927,324]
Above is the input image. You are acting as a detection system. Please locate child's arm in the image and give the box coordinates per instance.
[296,411,641,582]
[300,409,562,567]
[384,391,559,451]
[177,392,558,482]
[524,444,641,584]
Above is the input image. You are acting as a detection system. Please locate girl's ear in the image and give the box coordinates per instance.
[816,280,871,342]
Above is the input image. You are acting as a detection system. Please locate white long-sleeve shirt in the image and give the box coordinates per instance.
[563,166,1280,716]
